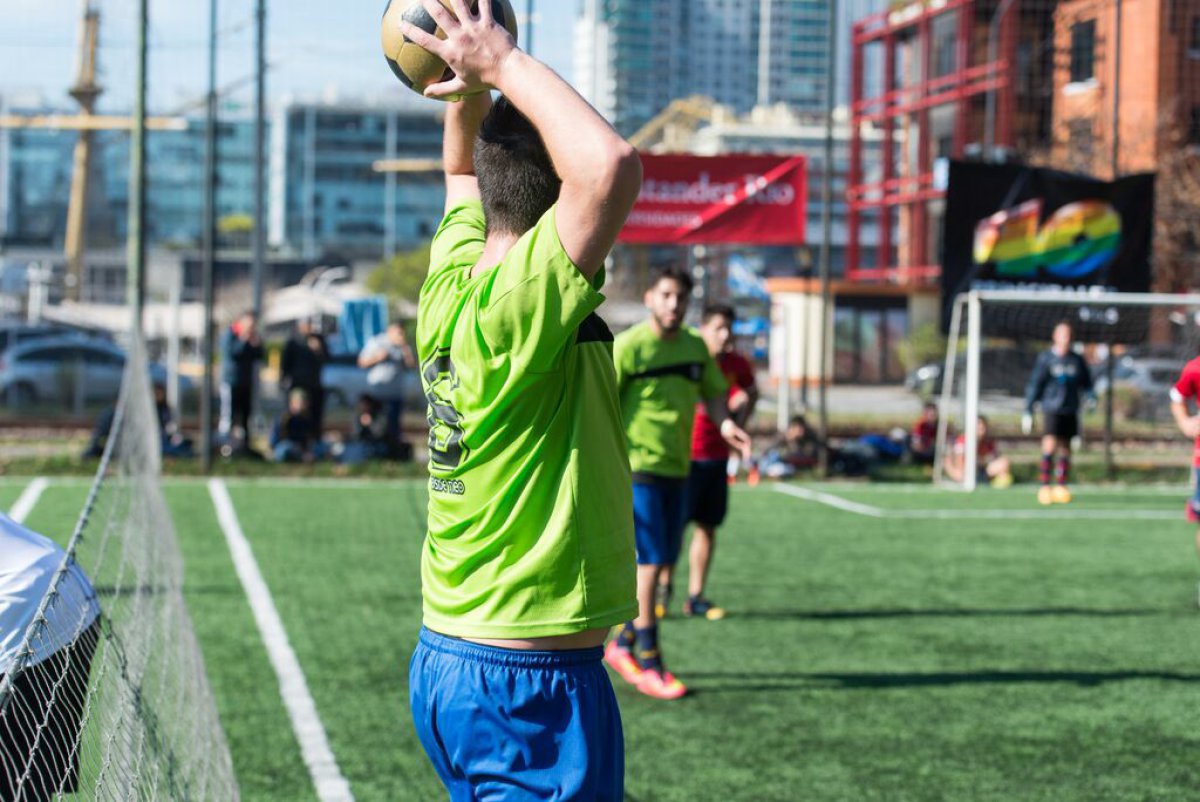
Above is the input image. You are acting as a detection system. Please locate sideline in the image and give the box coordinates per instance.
[772,483,1177,521]
[207,478,356,802]
[9,476,48,523]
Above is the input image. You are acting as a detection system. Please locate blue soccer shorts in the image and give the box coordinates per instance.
[409,628,624,801]
[631,476,689,566]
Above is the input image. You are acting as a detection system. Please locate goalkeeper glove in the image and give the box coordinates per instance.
[1021,413,1033,435]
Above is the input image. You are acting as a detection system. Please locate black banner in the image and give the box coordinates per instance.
[940,161,1155,342]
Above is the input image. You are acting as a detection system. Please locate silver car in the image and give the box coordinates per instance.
[0,335,178,406]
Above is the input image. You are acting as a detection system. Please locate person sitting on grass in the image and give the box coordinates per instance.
[909,402,939,464]
[338,394,390,465]
[83,383,192,459]
[944,415,1013,488]
[270,389,325,464]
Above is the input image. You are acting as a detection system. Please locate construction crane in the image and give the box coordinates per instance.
[627,95,722,153]
[0,0,184,301]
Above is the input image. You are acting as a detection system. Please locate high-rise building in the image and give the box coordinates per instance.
[0,98,446,263]
[575,0,833,136]
[268,100,444,259]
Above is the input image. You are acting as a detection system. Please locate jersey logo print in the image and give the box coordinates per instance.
[422,349,468,470]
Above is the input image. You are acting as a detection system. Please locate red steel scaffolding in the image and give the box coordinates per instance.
[847,0,1022,285]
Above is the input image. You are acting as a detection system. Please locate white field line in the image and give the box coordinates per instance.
[771,484,886,517]
[804,482,1193,496]
[9,476,48,523]
[771,483,1178,521]
[207,479,355,802]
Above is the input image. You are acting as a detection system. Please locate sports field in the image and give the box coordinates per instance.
[7,476,1200,801]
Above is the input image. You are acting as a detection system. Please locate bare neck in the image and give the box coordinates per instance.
[470,231,521,278]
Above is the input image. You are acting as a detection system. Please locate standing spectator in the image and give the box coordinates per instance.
[219,310,264,451]
[280,320,328,437]
[270,389,324,463]
[1022,320,1092,504]
[1,511,100,802]
[910,402,939,464]
[358,322,415,453]
[659,303,757,622]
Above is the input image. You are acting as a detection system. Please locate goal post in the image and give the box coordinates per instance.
[935,290,1200,490]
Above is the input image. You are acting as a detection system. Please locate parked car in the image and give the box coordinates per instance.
[0,321,80,353]
[320,351,422,409]
[1093,357,1179,412]
[0,335,185,406]
[904,347,1041,399]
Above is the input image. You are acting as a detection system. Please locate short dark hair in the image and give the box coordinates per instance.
[474,97,561,237]
[702,303,736,325]
[647,264,694,295]
[789,414,808,428]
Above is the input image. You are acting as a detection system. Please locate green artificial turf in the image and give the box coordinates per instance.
[12,477,1200,800]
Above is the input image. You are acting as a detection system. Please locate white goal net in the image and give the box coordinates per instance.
[0,337,238,801]
[935,290,1200,490]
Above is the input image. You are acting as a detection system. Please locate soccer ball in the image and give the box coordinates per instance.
[381,0,519,99]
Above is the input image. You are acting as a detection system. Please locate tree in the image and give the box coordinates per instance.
[366,246,431,306]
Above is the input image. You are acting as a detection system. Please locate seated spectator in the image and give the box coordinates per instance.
[760,415,820,478]
[944,415,1013,488]
[910,402,939,464]
[83,383,193,459]
[154,383,194,459]
[270,389,325,463]
[1,511,101,802]
[338,395,390,465]
[760,415,874,479]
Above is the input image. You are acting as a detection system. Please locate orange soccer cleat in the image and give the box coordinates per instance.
[636,667,687,700]
[603,640,643,686]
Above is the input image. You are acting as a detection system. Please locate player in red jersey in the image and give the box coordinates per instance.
[1169,355,1200,604]
[657,304,758,621]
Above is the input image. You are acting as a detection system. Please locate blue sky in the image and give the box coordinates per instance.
[0,0,578,113]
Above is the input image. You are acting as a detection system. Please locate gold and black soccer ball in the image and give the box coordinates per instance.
[381,0,519,98]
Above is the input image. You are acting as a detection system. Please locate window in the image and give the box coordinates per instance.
[1189,106,1200,144]
[1191,17,1200,52]
[1069,20,1096,83]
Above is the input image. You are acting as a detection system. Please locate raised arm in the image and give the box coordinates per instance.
[400,0,642,280]
[442,92,491,212]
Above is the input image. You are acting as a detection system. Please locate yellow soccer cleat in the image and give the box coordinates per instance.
[1051,485,1072,504]
[990,472,1014,490]
[1037,485,1054,506]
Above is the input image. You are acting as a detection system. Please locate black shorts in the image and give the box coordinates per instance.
[1,619,100,802]
[688,459,730,528]
[1044,412,1079,441]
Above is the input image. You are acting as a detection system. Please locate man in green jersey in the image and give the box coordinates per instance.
[604,265,753,700]
[398,2,641,797]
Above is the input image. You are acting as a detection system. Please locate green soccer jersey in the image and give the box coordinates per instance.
[415,200,637,639]
[614,321,728,479]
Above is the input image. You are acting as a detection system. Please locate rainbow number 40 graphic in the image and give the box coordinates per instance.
[972,199,1122,280]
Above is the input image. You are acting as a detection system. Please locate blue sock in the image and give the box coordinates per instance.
[635,626,661,671]
[616,622,636,649]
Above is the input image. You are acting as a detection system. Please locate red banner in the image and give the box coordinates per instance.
[618,154,807,245]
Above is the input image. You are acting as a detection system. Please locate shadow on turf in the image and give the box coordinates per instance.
[687,669,1200,694]
[730,607,1165,621]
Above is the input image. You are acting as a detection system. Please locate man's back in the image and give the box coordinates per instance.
[416,200,636,640]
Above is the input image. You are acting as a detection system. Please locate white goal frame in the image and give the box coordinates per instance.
[935,289,1200,490]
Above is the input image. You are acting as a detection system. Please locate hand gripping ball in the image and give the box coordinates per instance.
[381,0,519,98]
